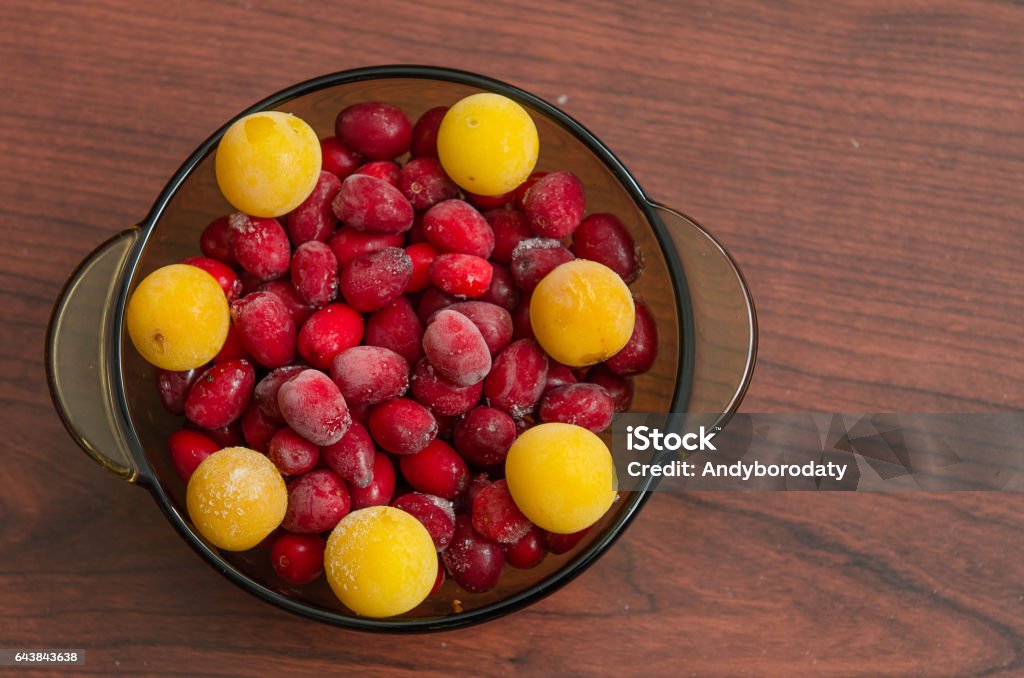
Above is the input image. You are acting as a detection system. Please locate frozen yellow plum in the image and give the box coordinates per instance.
[215,111,322,217]
[186,447,287,551]
[325,506,438,618]
[126,263,230,370]
[530,259,635,367]
[437,93,538,196]
[505,423,617,534]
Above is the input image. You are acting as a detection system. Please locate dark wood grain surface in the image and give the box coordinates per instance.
[3,1,1022,675]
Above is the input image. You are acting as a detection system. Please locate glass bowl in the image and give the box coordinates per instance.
[45,65,756,631]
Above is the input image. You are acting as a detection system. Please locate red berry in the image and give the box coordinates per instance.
[431,559,445,594]
[605,298,658,375]
[257,279,315,328]
[354,160,401,186]
[479,262,519,311]
[484,208,532,264]
[213,323,251,363]
[349,450,395,509]
[443,515,503,593]
[198,420,243,448]
[333,174,414,234]
[240,402,281,453]
[182,256,242,301]
[283,469,350,533]
[523,171,585,238]
[254,365,305,422]
[513,171,548,210]
[416,286,456,324]
[504,526,545,569]
[286,171,341,245]
[510,238,574,292]
[156,366,202,415]
[467,190,513,210]
[364,296,424,365]
[422,309,492,387]
[538,383,615,432]
[277,369,351,446]
[399,158,459,211]
[296,303,364,370]
[199,216,234,264]
[399,439,469,499]
[330,345,410,406]
[268,428,319,475]
[422,200,495,258]
[228,213,291,281]
[409,358,483,417]
[453,406,516,467]
[511,291,534,341]
[466,472,492,506]
[230,292,296,369]
[404,242,439,293]
[290,241,339,308]
[410,106,447,159]
[327,228,405,267]
[391,492,455,550]
[472,479,532,544]
[368,398,437,455]
[484,339,549,418]
[184,359,254,430]
[319,136,362,179]
[571,213,639,282]
[544,527,591,554]
[545,362,577,390]
[167,428,219,482]
[430,253,493,299]
[585,364,634,412]
[320,420,375,489]
[339,246,413,312]
[270,532,325,585]
[443,301,513,356]
[336,102,412,160]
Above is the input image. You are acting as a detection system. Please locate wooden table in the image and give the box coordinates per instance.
[3,1,1022,675]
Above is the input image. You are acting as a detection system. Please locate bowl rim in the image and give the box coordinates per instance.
[115,64,697,632]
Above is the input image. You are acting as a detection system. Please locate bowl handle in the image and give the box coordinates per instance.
[649,203,757,415]
[46,228,148,483]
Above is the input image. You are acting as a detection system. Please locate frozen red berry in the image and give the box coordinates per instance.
[484,209,532,264]
[282,469,350,533]
[277,369,351,446]
[268,427,320,476]
[182,256,242,301]
[333,174,414,234]
[404,242,439,293]
[585,364,634,412]
[422,200,495,258]
[545,362,577,390]
[167,428,219,482]
[296,302,364,370]
[443,515,503,593]
[198,420,243,448]
[364,296,424,365]
[443,301,513,356]
[330,345,410,405]
[510,238,574,292]
[544,527,591,554]
[231,292,296,369]
[339,246,413,312]
[513,171,548,210]
[320,136,362,179]
[571,213,639,282]
[320,420,375,489]
[523,170,585,238]
[286,171,341,245]
[453,406,517,467]
[212,324,251,363]
[257,279,316,328]
[605,298,657,376]
[410,106,447,159]
[200,216,234,264]
[416,286,457,324]
[156,367,202,415]
[270,532,325,585]
[399,439,469,500]
[391,492,455,550]
[430,253,493,299]
[511,291,534,341]
[538,383,615,432]
[327,228,405,267]
[240,402,280,453]
[399,158,459,210]
[253,365,304,422]
[504,526,545,569]
[228,213,291,281]
[367,397,437,455]
[480,262,519,311]
[422,309,492,386]
[335,102,412,160]
[349,450,396,509]
[290,241,338,308]
[472,479,532,544]
[184,359,254,430]
[467,190,513,210]
[409,358,483,417]
[354,160,401,186]
[484,339,548,417]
